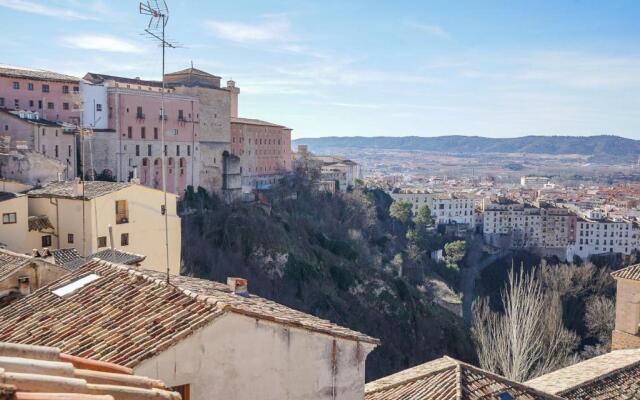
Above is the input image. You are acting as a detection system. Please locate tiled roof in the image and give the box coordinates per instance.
[0,249,30,281]
[28,215,54,232]
[525,349,640,399]
[0,341,179,400]
[83,72,162,88]
[50,248,86,270]
[28,181,131,200]
[89,249,146,265]
[0,65,79,83]
[365,356,562,400]
[165,67,221,79]
[0,260,378,369]
[611,263,640,281]
[231,117,286,128]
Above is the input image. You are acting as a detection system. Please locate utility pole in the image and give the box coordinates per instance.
[140,0,176,283]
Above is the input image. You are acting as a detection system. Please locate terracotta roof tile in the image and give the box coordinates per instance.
[231,117,286,128]
[365,356,562,400]
[0,341,179,400]
[0,65,79,83]
[0,249,31,281]
[525,349,640,399]
[0,260,378,369]
[88,250,145,266]
[28,182,130,200]
[28,216,54,232]
[611,263,640,281]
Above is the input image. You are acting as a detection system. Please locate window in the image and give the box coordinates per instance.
[115,200,129,224]
[68,145,72,157]
[63,102,69,110]
[12,81,19,90]
[135,145,140,156]
[55,145,59,158]
[42,235,52,247]
[62,85,69,94]
[121,233,129,246]
[96,103,102,112]
[29,100,34,107]
[73,86,79,94]
[97,236,107,248]
[148,144,152,156]
[187,145,191,156]
[68,233,74,243]
[14,99,19,109]
[154,127,158,139]
[178,109,184,120]
[38,100,42,109]
[42,84,50,93]
[141,127,146,139]
[2,213,16,224]
[128,126,132,139]
[176,145,180,156]
[136,106,144,119]
[47,102,54,110]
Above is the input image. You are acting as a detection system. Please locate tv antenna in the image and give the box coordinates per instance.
[139,0,175,284]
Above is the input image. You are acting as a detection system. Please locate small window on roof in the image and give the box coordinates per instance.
[52,273,100,297]
[496,393,514,400]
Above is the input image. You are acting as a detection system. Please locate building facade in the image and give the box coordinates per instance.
[0,65,81,125]
[230,117,292,190]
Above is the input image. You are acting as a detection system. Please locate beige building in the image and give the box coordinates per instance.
[0,260,379,400]
[0,180,181,274]
[389,190,477,227]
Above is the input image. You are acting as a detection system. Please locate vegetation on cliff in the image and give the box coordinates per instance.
[179,178,475,380]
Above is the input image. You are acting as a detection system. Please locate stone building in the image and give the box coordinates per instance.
[483,199,576,258]
[230,117,292,191]
[0,260,379,400]
[0,109,76,183]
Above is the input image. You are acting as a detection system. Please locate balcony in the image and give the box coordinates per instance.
[136,112,146,120]
[158,115,168,121]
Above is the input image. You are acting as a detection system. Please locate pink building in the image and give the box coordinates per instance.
[231,117,292,189]
[83,73,200,195]
[0,65,81,125]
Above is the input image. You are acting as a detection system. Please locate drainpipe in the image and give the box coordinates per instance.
[108,224,114,250]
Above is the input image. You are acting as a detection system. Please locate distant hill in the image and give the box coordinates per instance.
[293,135,640,161]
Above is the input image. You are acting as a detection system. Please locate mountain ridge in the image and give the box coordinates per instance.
[292,135,640,161]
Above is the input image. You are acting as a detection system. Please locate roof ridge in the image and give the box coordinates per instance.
[365,359,458,394]
[458,362,566,400]
[611,263,640,279]
[555,353,640,396]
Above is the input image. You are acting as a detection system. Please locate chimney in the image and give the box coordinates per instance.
[18,276,30,296]
[227,277,248,296]
[72,177,83,197]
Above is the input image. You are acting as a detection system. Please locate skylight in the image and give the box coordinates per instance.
[52,273,100,297]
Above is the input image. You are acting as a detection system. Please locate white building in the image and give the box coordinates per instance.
[79,81,108,129]
[567,217,639,260]
[390,190,476,227]
[520,175,550,189]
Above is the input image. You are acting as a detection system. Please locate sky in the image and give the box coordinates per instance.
[1,0,639,139]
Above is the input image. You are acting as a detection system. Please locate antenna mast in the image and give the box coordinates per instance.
[140,0,176,283]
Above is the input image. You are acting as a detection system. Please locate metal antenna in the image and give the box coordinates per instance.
[140,0,174,284]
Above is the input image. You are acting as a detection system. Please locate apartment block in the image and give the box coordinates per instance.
[390,190,477,227]
[0,65,81,125]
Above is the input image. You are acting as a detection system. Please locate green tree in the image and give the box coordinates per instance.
[444,240,467,269]
[414,204,434,228]
[389,200,413,224]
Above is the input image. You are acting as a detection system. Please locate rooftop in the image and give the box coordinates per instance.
[525,349,640,399]
[231,117,287,129]
[0,192,20,203]
[28,181,131,200]
[365,356,560,400]
[0,249,31,281]
[89,249,146,265]
[164,67,221,79]
[0,260,378,368]
[0,341,179,400]
[49,248,86,270]
[83,73,163,88]
[28,215,54,232]
[0,64,79,83]
[611,263,640,281]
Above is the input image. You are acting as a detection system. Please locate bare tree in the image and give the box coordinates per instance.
[585,295,615,345]
[471,267,578,382]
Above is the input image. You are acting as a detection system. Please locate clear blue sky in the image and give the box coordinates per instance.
[1,0,639,139]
